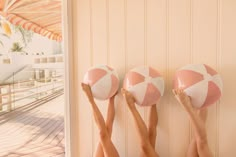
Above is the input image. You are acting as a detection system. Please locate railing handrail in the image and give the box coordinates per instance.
[0,75,64,112]
[0,80,34,87]
[0,74,63,87]
[0,80,63,97]
[1,86,64,107]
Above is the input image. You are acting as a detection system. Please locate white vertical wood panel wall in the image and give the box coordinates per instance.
[72,0,236,156]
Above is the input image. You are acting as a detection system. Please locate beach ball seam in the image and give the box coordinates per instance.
[83,65,119,100]
[174,64,222,108]
[123,66,164,106]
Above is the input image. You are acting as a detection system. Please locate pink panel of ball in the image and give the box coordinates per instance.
[123,66,164,106]
[83,65,119,100]
[173,64,223,108]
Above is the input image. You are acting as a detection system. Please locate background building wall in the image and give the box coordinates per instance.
[71,0,236,156]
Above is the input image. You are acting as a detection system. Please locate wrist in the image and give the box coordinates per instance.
[89,98,95,105]
[183,103,194,112]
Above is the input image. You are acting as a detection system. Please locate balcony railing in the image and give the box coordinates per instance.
[0,68,64,113]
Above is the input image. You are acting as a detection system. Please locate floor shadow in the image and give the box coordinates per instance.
[0,93,65,157]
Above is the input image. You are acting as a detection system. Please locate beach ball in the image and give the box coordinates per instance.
[173,64,223,108]
[83,65,119,100]
[123,66,164,106]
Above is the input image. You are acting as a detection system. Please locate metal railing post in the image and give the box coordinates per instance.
[0,87,2,111]
[7,85,12,111]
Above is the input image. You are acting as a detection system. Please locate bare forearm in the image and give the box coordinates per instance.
[187,138,199,157]
[106,99,115,137]
[90,101,107,131]
[183,104,207,140]
[148,105,158,148]
[148,105,158,129]
[95,143,104,157]
[129,103,149,142]
[173,89,210,156]
[106,99,115,127]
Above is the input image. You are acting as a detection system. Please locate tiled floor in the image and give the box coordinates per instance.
[0,93,65,157]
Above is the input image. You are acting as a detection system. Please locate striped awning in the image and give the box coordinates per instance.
[0,0,62,42]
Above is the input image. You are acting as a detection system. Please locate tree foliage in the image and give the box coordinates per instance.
[13,25,34,47]
[11,42,24,52]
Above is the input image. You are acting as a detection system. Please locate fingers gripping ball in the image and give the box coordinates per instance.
[123,66,164,106]
[173,64,223,108]
[83,65,119,100]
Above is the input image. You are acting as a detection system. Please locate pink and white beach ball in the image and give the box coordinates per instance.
[173,64,223,108]
[123,66,164,106]
[83,65,119,100]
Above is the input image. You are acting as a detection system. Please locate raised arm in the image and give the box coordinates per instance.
[106,94,116,138]
[81,83,119,157]
[81,83,107,131]
[172,89,206,140]
[122,88,159,157]
[148,105,158,148]
[94,93,117,157]
[173,89,213,157]
[122,89,149,142]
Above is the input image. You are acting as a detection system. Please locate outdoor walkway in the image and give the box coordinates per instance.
[0,92,65,157]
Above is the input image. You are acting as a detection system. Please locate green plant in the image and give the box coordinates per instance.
[0,16,34,49]
[11,42,24,52]
[13,25,34,47]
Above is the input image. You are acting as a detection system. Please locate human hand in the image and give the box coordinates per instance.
[81,83,95,103]
[110,91,118,102]
[172,89,193,110]
[121,88,136,109]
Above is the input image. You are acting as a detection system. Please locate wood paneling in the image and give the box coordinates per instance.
[77,0,93,156]
[219,0,236,156]
[192,0,218,156]
[168,0,191,156]
[74,0,236,156]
